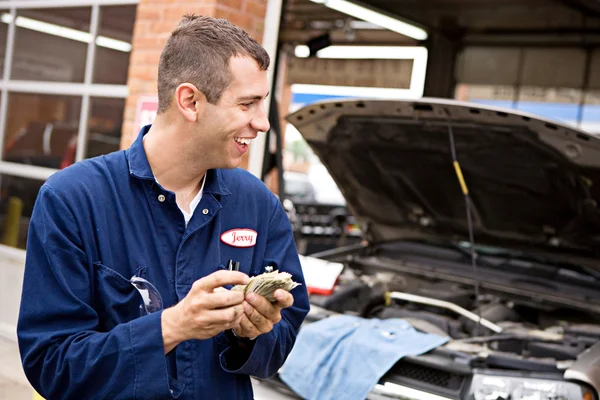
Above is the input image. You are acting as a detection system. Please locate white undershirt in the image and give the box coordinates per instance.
[143,137,206,226]
[180,175,206,226]
[155,174,206,227]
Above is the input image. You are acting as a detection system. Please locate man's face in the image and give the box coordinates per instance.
[196,56,270,170]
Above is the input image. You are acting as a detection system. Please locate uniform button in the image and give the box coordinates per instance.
[170,389,174,394]
[158,194,166,202]
[202,208,209,215]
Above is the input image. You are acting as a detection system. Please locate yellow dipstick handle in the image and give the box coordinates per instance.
[453,161,469,196]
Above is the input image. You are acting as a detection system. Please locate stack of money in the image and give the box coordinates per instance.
[232,270,300,302]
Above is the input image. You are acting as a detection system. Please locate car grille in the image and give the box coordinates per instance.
[380,360,468,399]
[392,361,463,390]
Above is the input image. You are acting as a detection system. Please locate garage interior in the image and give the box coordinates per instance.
[279,0,600,98]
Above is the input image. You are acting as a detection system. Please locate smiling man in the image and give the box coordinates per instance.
[17,15,309,400]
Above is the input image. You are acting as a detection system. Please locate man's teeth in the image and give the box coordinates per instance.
[235,138,251,145]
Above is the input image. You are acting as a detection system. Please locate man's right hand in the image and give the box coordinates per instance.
[161,270,249,354]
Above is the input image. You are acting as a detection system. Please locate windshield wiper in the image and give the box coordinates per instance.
[456,242,600,283]
[410,238,600,283]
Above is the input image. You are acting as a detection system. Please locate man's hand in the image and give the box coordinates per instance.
[161,270,249,354]
[232,289,294,339]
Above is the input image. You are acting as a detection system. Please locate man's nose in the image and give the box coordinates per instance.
[251,105,270,133]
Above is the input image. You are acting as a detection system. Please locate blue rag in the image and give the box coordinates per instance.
[279,315,449,400]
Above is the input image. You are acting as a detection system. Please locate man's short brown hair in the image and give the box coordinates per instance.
[157,15,270,113]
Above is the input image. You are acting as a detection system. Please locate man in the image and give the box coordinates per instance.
[17,15,309,399]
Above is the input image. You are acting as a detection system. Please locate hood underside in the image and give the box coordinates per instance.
[287,99,600,267]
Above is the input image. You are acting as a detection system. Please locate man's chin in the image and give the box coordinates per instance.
[221,157,242,170]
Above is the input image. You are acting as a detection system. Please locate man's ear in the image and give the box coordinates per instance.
[174,83,205,122]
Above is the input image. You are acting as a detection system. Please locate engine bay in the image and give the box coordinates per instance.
[308,253,600,372]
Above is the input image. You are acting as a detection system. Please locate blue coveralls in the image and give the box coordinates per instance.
[17,125,310,399]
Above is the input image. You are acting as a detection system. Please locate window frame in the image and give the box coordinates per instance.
[0,0,139,255]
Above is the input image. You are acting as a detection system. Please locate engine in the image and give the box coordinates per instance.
[308,265,600,364]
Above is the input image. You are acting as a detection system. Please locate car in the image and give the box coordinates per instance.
[284,171,318,204]
[283,170,362,255]
[260,98,600,399]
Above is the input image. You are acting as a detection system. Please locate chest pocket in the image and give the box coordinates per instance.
[92,262,142,331]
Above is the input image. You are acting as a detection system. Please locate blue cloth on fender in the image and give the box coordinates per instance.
[279,315,449,400]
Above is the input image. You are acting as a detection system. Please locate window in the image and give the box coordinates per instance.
[455,83,598,132]
[11,7,91,83]
[86,97,124,159]
[4,93,82,169]
[0,0,138,251]
[94,5,136,85]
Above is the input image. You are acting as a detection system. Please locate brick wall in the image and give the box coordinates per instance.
[121,0,269,169]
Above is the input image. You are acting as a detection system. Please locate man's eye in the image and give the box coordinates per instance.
[241,102,253,108]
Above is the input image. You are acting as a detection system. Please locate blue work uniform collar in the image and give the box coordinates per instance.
[126,124,231,196]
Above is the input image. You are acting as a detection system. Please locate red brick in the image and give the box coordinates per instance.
[125,95,139,111]
[130,64,158,81]
[136,4,163,20]
[219,0,246,10]
[132,36,168,49]
[253,18,264,36]
[164,5,213,20]
[246,1,266,18]
[128,78,158,94]
[150,20,179,35]
[215,8,253,30]
[130,50,162,66]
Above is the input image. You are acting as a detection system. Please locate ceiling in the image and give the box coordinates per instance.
[280,0,600,47]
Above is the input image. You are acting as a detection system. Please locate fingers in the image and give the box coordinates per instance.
[243,299,274,333]
[272,289,294,309]
[193,270,249,292]
[234,314,259,338]
[246,293,281,323]
[201,290,245,309]
[205,304,245,329]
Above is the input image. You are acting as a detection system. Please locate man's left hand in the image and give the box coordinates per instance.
[232,289,294,339]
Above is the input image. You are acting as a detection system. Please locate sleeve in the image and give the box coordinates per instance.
[218,195,310,378]
[16,185,181,400]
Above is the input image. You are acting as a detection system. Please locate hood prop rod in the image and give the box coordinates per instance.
[445,111,482,337]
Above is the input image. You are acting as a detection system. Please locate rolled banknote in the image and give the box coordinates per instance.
[232,270,300,302]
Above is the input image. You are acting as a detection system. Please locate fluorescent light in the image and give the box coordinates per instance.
[292,45,428,98]
[96,36,132,52]
[314,45,426,60]
[295,45,310,58]
[311,0,428,41]
[292,84,420,100]
[16,15,91,43]
[1,13,131,53]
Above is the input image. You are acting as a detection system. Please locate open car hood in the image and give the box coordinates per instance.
[286,98,600,268]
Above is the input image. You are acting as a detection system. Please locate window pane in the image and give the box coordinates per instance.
[0,16,8,78]
[86,97,124,159]
[454,83,518,110]
[3,93,82,169]
[0,174,44,249]
[516,87,581,127]
[11,7,91,82]
[93,5,136,85]
[582,90,600,134]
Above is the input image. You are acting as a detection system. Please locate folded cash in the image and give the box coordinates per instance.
[232,270,300,302]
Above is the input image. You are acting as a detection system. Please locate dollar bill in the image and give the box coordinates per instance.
[232,270,300,302]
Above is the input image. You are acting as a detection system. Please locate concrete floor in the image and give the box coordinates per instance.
[0,338,32,400]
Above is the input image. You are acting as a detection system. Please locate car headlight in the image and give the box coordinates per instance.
[471,374,595,400]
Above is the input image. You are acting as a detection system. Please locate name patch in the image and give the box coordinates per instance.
[220,229,258,248]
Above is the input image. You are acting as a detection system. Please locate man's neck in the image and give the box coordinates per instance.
[143,117,207,208]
